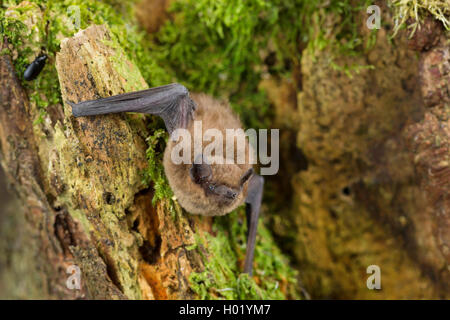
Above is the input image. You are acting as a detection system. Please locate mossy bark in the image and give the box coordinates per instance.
[267,3,450,299]
[0,2,298,300]
[0,19,212,298]
[404,20,450,288]
[7,0,448,300]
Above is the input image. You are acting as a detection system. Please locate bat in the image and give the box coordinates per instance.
[24,54,47,80]
[69,83,264,275]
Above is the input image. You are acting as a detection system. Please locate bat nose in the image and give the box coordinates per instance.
[227,191,237,199]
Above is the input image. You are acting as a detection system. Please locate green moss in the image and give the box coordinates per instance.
[1,0,377,200]
[1,0,383,300]
[0,0,177,214]
[1,0,380,135]
[1,2,59,120]
[391,0,450,36]
[142,0,375,128]
[189,209,300,300]
[0,0,169,118]
[142,128,172,201]
[141,123,182,220]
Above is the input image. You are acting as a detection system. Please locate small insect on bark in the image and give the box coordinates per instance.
[68,83,264,275]
[23,54,47,81]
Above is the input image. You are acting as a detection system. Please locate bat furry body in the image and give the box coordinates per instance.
[164,93,253,216]
[70,84,263,274]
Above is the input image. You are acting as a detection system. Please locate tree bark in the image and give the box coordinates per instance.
[0,25,205,299]
[267,3,450,299]
[0,1,299,300]
[404,19,450,288]
[0,38,91,299]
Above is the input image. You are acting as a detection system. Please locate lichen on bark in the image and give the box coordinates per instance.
[268,1,450,298]
[3,0,448,300]
[0,0,300,300]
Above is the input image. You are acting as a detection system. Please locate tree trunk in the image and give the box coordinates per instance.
[4,0,447,300]
[0,24,204,300]
[267,4,450,299]
[0,3,298,299]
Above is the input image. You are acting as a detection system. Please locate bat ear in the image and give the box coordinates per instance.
[190,154,212,184]
[240,168,254,187]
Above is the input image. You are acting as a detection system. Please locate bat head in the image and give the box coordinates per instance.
[162,93,255,216]
[163,149,254,216]
[189,155,253,208]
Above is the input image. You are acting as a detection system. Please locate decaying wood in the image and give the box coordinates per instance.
[405,30,450,286]
[0,38,89,299]
[271,3,450,298]
[54,25,210,299]
[0,25,209,299]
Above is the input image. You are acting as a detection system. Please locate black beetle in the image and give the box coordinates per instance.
[23,54,47,81]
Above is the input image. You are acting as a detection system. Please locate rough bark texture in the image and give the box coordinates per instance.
[0,25,205,300]
[0,39,91,299]
[405,24,450,288]
[2,0,448,300]
[268,4,450,299]
[0,2,300,300]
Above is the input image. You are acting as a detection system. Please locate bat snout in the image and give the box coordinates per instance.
[226,190,238,200]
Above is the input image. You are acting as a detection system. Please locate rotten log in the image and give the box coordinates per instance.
[0,0,299,299]
[55,24,208,299]
[0,25,207,299]
[405,24,450,287]
[271,2,450,298]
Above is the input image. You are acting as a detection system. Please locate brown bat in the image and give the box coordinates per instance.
[69,83,264,274]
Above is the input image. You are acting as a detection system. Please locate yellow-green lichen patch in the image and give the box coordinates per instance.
[103,38,149,94]
[52,25,152,299]
[3,1,43,61]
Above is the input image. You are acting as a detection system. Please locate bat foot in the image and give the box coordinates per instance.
[243,174,264,275]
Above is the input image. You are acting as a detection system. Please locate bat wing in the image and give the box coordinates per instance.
[69,83,196,135]
[244,173,264,275]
